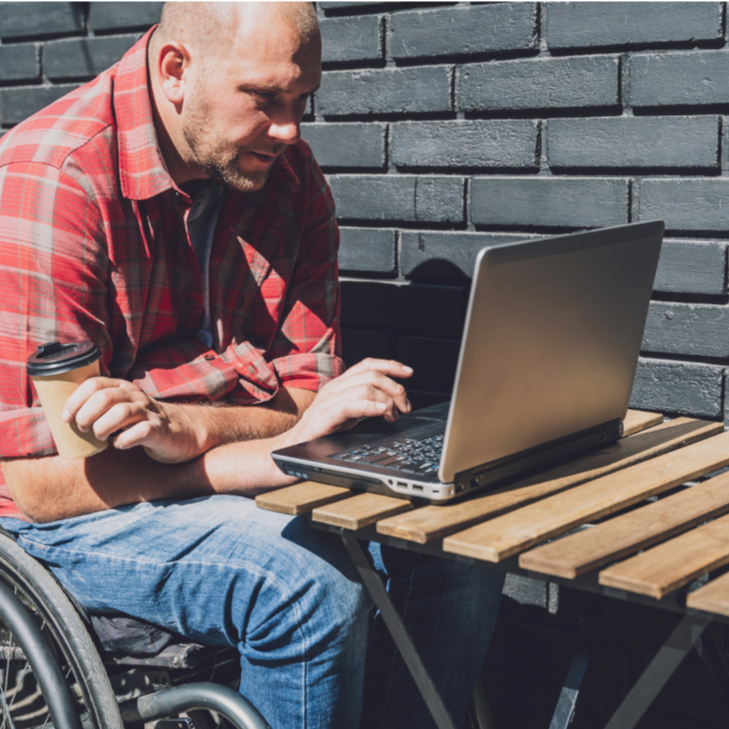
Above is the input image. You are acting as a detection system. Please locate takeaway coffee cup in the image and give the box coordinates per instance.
[27,341,108,459]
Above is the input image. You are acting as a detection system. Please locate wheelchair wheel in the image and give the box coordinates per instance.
[0,530,123,728]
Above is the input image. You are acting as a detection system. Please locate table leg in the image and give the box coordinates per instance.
[549,591,608,729]
[604,614,711,729]
[340,534,459,729]
[696,623,729,710]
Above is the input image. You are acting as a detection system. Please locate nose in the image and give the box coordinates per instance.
[267,100,303,146]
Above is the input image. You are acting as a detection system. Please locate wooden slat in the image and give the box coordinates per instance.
[312,492,414,530]
[442,430,729,563]
[686,571,729,617]
[377,417,721,545]
[599,510,729,599]
[520,471,729,579]
[255,482,350,515]
[622,410,663,437]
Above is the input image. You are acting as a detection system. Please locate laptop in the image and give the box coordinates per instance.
[272,220,664,503]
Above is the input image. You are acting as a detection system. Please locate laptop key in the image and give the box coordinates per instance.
[376,455,407,467]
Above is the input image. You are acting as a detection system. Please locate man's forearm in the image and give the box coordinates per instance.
[2,427,298,524]
[186,387,315,451]
[3,388,314,523]
[2,357,415,524]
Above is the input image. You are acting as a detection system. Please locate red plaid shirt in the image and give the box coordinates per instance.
[0,32,342,516]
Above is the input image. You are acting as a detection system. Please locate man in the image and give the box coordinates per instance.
[0,3,503,727]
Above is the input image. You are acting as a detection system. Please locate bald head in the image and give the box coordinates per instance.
[150,2,319,65]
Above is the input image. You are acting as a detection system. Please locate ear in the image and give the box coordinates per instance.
[155,42,190,106]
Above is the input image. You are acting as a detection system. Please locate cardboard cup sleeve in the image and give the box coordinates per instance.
[31,360,108,460]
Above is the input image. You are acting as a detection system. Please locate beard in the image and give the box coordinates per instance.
[182,86,285,193]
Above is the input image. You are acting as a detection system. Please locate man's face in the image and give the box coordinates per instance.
[180,11,321,193]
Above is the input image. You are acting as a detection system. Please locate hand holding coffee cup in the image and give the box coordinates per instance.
[27,341,108,460]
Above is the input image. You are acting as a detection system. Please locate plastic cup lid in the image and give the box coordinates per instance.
[27,341,100,377]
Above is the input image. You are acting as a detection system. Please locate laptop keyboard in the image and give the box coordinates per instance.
[331,434,444,476]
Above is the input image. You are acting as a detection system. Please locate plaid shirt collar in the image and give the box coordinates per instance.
[114,29,300,203]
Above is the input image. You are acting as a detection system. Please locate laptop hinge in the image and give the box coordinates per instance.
[455,418,622,494]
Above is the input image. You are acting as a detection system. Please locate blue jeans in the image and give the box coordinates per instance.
[1,495,503,729]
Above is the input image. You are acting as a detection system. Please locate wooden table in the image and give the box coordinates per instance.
[256,410,729,729]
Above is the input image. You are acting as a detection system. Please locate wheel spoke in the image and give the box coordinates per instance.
[0,676,18,729]
[6,660,31,715]
[1,632,13,729]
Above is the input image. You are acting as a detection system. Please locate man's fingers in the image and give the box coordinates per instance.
[113,420,154,450]
[323,398,388,431]
[322,371,412,413]
[96,404,151,441]
[344,358,414,380]
[73,386,144,433]
[62,376,126,422]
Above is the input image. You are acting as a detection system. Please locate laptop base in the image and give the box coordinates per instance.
[273,417,622,504]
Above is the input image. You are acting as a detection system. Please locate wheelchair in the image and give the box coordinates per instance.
[0,527,269,729]
[0,525,496,729]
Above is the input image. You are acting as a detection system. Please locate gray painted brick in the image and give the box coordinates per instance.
[630,50,729,108]
[302,123,385,168]
[392,120,538,170]
[547,2,723,50]
[339,228,396,275]
[630,358,723,418]
[391,3,537,60]
[88,2,163,32]
[638,179,729,232]
[399,284,465,333]
[397,336,460,386]
[341,328,390,366]
[547,116,720,170]
[643,302,729,358]
[321,15,381,63]
[503,575,549,609]
[45,36,138,81]
[0,2,83,40]
[341,280,465,333]
[458,56,619,112]
[321,1,383,8]
[318,66,451,116]
[471,178,629,229]
[654,239,726,295]
[401,231,537,280]
[319,0,453,10]
[0,84,77,125]
[328,175,464,223]
[0,44,39,83]
[341,281,397,328]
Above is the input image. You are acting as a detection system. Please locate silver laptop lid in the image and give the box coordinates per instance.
[439,221,664,484]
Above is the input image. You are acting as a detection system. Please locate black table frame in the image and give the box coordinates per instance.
[308,518,729,729]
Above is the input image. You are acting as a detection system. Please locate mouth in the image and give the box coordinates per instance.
[240,148,285,165]
[246,150,279,166]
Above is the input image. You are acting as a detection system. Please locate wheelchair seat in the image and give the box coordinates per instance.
[0,527,269,729]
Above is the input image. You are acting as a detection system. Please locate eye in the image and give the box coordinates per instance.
[249,90,275,102]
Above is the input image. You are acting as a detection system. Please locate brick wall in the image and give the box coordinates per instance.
[308,1,729,423]
[1,2,726,421]
[1,3,728,728]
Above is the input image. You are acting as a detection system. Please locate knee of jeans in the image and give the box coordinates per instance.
[242,534,372,659]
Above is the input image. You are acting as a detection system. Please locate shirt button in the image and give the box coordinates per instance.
[187,298,196,309]
[204,354,215,361]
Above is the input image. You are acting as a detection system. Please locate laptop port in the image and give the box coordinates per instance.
[396,482,408,489]
[412,484,424,492]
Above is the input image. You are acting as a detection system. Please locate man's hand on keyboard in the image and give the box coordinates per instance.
[285,358,414,444]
